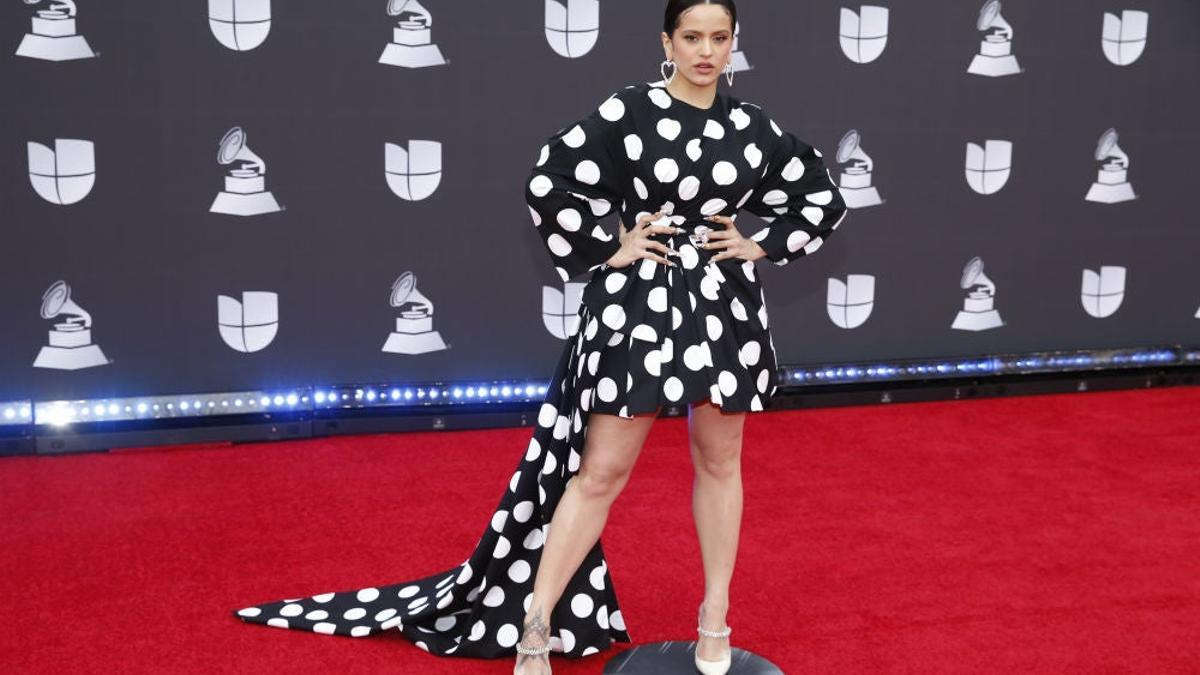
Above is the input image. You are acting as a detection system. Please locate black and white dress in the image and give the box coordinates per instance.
[232,80,848,660]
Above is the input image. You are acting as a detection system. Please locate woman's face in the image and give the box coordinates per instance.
[661,5,734,87]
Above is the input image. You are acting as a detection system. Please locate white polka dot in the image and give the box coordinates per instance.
[787,230,812,252]
[654,158,679,183]
[660,337,674,363]
[700,275,720,301]
[597,604,610,629]
[312,593,335,603]
[237,607,261,618]
[610,610,626,631]
[537,144,549,166]
[624,134,643,161]
[740,340,761,366]
[757,368,770,393]
[563,124,586,148]
[706,315,723,341]
[597,377,618,402]
[279,604,303,617]
[468,620,487,641]
[491,509,509,532]
[643,351,662,376]
[344,607,367,621]
[648,87,672,109]
[686,138,702,161]
[575,160,600,185]
[648,286,668,312]
[546,232,572,257]
[731,298,748,321]
[683,344,707,371]
[679,244,700,269]
[703,119,725,139]
[712,161,738,186]
[375,608,397,622]
[483,586,506,607]
[633,176,648,200]
[657,118,682,141]
[313,622,336,634]
[356,588,380,603]
[513,500,534,522]
[770,118,783,136]
[802,206,824,225]
[744,143,763,168]
[508,559,532,583]
[523,527,545,550]
[571,593,595,618]
[398,585,420,598]
[782,157,806,181]
[599,96,625,121]
[305,609,328,620]
[730,107,751,130]
[700,198,727,216]
[559,628,577,653]
[678,175,700,201]
[497,623,520,647]
[604,272,628,294]
[718,370,738,397]
[663,376,684,401]
[267,618,289,628]
[602,304,626,330]
[589,563,607,590]
[807,190,833,205]
[763,189,788,206]
[631,323,657,342]
[527,205,541,227]
[804,237,824,254]
[587,196,611,217]
[529,175,553,198]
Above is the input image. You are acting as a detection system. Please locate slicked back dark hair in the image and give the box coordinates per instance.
[663,0,737,37]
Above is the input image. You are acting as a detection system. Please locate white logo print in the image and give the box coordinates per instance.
[1085,128,1137,204]
[729,21,754,73]
[545,0,599,58]
[28,138,95,205]
[210,127,283,216]
[208,0,272,52]
[15,0,97,61]
[968,0,1022,77]
[1102,10,1148,66]
[33,280,110,370]
[218,291,279,353]
[835,129,883,209]
[839,5,889,64]
[952,256,1004,331]
[385,140,442,200]
[1081,266,1126,318]
[542,282,587,340]
[965,139,1012,195]
[382,271,448,354]
[379,0,447,68]
[827,274,875,329]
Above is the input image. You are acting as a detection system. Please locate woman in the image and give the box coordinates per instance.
[233,2,847,674]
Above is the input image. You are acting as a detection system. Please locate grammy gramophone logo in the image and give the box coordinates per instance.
[27,138,95,205]
[835,129,882,209]
[544,0,599,58]
[33,280,110,370]
[1081,266,1126,319]
[730,21,752,73]
[210,126,282,216]
[15,0,97,61]
[1085,128,1137,204]
[965,139,1012,195]
[379,0,447,68]
[827,274,875,329]
[839,5,888,64]
[542,281,587,340]
[208,0,272,52]
[951,256,1004,331]
[381,271,448,354]
[385,140,442,200]
[968,0,1023,77]
[1102,10,1149,66]
[218,291,279,353]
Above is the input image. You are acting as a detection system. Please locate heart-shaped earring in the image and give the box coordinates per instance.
[660,59,677,85]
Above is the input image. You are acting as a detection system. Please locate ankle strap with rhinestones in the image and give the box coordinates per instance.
[516,643,551,655]
[697,624,732,639]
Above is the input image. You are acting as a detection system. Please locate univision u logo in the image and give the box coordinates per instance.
[545,0,599,58]
[209,0,271,51]
[218,291,279,352]
[965,140,1012,195]
[839,5,889,64]
[1081,266,1126,318]
[827,274,875,329]
[28,139,95,205]
[385,140,442,200]
[1102,10,1148,66]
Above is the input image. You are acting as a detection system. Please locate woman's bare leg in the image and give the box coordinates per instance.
[514,408,658,675]
[687,397,746,663]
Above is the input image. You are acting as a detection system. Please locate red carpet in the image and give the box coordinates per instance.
[1,387,1198,674]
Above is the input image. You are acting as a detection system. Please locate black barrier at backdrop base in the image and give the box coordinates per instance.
[601,641,781,674]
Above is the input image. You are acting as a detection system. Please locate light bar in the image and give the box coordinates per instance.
[33,389,310,428]
[0,400,34,428]
[314,380,551,411]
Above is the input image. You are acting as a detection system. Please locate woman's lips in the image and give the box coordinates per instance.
[696,64,714,71]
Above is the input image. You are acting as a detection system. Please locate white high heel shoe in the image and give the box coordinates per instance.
[695,605,732,675]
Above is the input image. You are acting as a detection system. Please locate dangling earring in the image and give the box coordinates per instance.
[724,62,734,86]
[660,59,677,85]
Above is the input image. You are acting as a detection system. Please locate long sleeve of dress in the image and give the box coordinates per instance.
[740,118,848,266]
[525,92,629,283]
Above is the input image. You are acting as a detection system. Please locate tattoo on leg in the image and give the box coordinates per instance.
[517,607,550,666]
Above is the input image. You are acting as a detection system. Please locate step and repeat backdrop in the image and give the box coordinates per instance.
[1,0,1197,402]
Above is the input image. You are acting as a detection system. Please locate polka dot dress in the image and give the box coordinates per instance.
[233,81,847,661]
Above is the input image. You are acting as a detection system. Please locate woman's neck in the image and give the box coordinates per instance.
[666,77,717,110]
